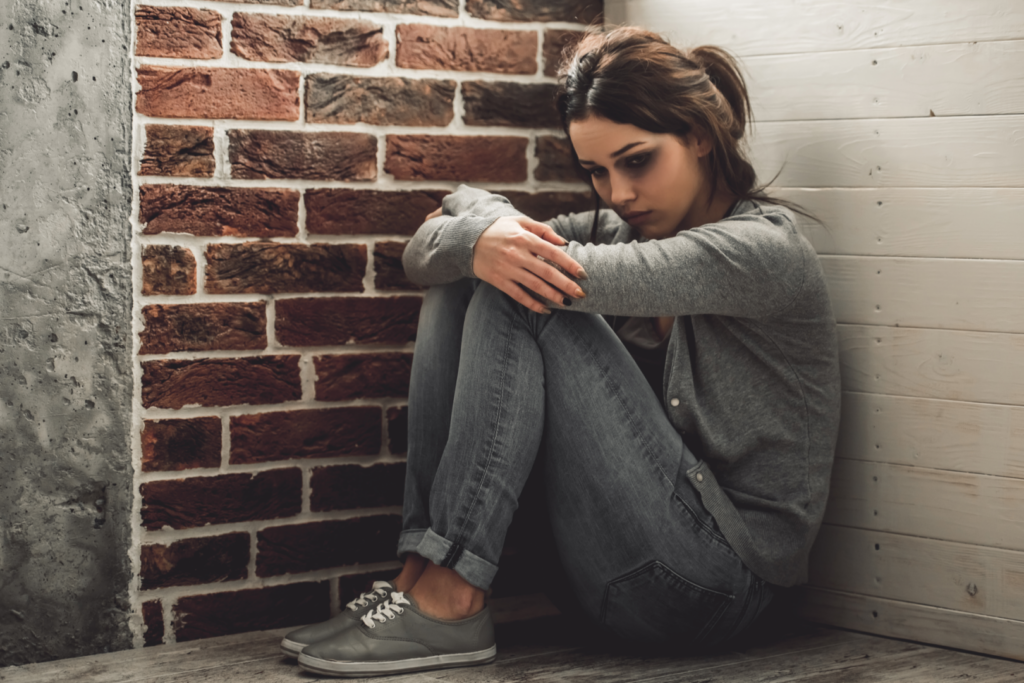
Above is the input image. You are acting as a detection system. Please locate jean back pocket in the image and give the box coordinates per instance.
[600,560,734,646]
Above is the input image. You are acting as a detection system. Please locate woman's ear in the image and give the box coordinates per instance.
[692,131,713,157]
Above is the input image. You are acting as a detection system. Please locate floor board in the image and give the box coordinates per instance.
[1,617,1022,683]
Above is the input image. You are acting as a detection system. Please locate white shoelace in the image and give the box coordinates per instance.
[361,592,412,628]
[344,581,392,612]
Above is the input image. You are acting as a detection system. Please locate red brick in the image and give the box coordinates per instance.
[141,469,302,530]
[142,245,196,296]
[500,190,594,221]
[142,600,164,647]
[256,516,401,577]
[306,75,454,126]
[373,241,421,291]
[136,6,222,59]
[305,189,447,236]
[204,243,366,295]
[141,356,301,409]
[310,463,406,512]
[386,406,407,455]
[231,14,387,67]
[276,297,421,347]
[467,0,602,23]
[535,135,584,183]
[543,29,585,77]
[396,25,536,74]
[386,135,527,182]
[229,407,382,464]
[141,124,214,177]
[140,303,267,355]
[311,0,456,16]
[462,82,560,129]
[140,185,299,238]
[142,417,222,473]
[141,533,250,590]
[173,582,329,643]
[229,130,376,181]
[219,0,302,5]
[136,66,300,121]
[314,353,412,401]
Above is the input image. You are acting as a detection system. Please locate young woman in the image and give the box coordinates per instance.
[286,26,842,677]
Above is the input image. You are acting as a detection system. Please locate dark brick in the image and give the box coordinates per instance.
[229,407,382,464]
[140,185,299,238]
[136,6,222,60]
[386,135,527,182]
[396,24,536,75]
[141,124,215,177]
[141,356,301,409]
[256,516,401,577]
[141,533,250,590]
[543,29,584,77]
[305,189,447,236]
[307,74,454,126]
[315,353,412,401]
[500,190,594,221]
[141,469,302,531]
[136,66,300,121]
[140,303,267,355]
[535,135,585,183]
[142,417,222,473]
[276,297,421,347]
[373,241,421,291]
[386,405,407,455]
[205,243,366,294]
[311,0,457,16]
[467,0,602,23]
[310,463,406,512]
[231,14,387,67]
[462,82,559,129]
[338,570,398,611]
[230,130,377,181]
[142,245,196,296]
[142,600,164,647]
[173,582,329,642]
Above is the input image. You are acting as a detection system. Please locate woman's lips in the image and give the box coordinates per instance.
[622,210,652,224]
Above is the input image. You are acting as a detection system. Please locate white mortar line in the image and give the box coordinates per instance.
[300,464,313,514]
[329,577,341,617]
[219,415,230,471]
[140,452,408,485]
[128,0,147,649]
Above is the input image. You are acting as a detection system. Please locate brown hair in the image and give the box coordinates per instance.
[554,26,812,242]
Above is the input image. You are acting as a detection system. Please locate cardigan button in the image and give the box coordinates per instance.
[670,398,680,407]
[695,473,704,483]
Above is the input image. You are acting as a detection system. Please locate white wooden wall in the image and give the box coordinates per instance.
[607,0,1024,661]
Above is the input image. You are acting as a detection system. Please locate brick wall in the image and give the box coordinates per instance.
[130,0,600,647]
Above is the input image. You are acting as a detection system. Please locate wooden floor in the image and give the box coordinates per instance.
[2,617,1023,683]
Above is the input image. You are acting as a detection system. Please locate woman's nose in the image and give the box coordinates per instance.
[609,173,637,206]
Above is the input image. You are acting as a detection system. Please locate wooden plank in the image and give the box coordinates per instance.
[836,392,1024,479]
[838,324,1024,406]
[783,647,1024,682]
[823,459,1024,552]
[748,116,1024,189]
[809,525,1024,621]
[771,188,1024,260]
[604,0,1024,57]
[744,40,1024,121]
[801,587,1024,662]
[821,256,1024,334]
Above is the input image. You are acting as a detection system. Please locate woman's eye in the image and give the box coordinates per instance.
[587,167,606,178]
[625,154,650,169]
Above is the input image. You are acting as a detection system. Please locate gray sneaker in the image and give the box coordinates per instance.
[279,581,395,658]
[297,592,496,677]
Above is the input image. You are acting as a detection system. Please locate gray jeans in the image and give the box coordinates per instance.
[398,279,773,647]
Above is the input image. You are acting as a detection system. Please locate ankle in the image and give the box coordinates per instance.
[393,554,428,593]
[408,563,485,621]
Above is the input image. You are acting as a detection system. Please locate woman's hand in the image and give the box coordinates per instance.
[472,215,587,314]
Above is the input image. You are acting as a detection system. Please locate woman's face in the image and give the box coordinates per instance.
[569,115,713,239]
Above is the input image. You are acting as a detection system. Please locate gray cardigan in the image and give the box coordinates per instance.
[403,184,841,587]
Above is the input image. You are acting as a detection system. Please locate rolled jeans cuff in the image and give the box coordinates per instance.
[397,528,498,590]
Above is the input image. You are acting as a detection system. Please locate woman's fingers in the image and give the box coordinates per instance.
[499,279,551,314]
[533,239,588,283]
[527,257,585,300]
[424,207,443,221]
[519,218,567,246]
[518,270,574,308]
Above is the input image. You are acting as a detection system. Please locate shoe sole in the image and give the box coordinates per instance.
[279,638,305,658]
[297,645,497,677]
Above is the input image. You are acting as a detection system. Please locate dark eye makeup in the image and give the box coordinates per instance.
[584,151,654,178]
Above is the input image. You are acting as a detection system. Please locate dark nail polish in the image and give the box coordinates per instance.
[577,268,589,280]
[562,297,572,307]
